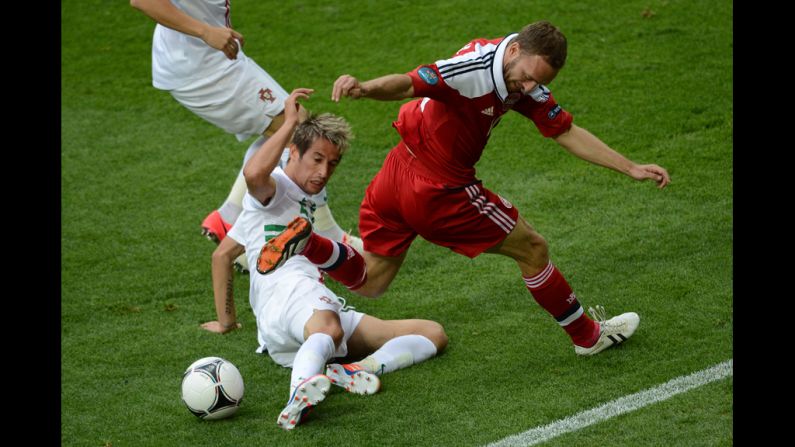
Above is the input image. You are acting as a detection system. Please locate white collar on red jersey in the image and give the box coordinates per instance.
[491,33,517,103]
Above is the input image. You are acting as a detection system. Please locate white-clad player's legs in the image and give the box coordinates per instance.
[258,275,364,369]
[169,55,288,141]
[219,136,267,225]
[172,55,288,245]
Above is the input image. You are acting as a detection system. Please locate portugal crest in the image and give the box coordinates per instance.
[259,88,275,103]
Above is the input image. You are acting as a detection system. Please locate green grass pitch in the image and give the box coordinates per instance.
[62,0,732,445]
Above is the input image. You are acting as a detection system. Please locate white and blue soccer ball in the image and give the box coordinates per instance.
[181,356,245,420]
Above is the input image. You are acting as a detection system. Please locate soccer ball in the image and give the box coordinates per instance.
[181,356,245,420]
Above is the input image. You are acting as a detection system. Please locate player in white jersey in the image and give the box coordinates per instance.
[202,88,447,430]
[130,0,362,273]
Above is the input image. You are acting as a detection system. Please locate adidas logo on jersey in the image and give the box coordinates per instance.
[481,106,494,116]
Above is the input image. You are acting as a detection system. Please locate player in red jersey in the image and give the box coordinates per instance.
[260,21,670,356]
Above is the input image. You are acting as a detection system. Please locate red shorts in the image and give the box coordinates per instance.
[359,142,519,258]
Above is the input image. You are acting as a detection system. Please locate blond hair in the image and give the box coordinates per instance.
[292,113,353,156]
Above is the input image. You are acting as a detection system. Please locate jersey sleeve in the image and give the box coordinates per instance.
[226,220,245,245]
[406,37,495,101]
[406,64,457,101]
[513,86,573,138]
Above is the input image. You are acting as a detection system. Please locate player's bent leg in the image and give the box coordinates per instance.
[303,310,345,347]
[485,216,549,276]
[352,251,408,298]
[202,137,267,245]
[280,309,342,431]
[486,216,611,352]
[204,141,264,275]
[347,316,448,357]
[291,311,343,391]
[339,315,446,376]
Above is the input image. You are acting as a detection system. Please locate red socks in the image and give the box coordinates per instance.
[523,261,600,347]
[301,233,367,290]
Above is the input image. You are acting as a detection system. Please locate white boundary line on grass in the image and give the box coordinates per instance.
[485,359,733,447]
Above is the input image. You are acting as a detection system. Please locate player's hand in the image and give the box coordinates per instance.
[332,75,365,101]
[629,164,671,189]
[201,25,245,60]
[200,320,242,334]
[284,88,314,124]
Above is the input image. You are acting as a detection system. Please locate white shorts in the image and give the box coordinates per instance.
[254,274,364,368]
[169,54,289,142]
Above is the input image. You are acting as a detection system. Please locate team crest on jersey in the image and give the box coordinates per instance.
[498,195,513,209]
[299,198,317,220]
[548,104,562,120]
[417,66,438,85]
[259,88,275,103]
[529,85,550,103]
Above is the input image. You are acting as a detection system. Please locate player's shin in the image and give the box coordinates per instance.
[290,333,335,394]
[302,234,368,290]
[355,335,438,375]
[523,261,600,347]
[217,136,268,225]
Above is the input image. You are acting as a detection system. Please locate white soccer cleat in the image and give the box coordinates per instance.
[276,374,331,430]
[575,305,640,356]
[325,363,381,395]
[233,253,249,274]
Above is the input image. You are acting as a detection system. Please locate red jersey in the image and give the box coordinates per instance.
[394,33,573,186]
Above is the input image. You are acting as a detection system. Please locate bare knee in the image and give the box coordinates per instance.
[515,231,550,273]
[304,311,344,347]
[418,320,448,353]
[352,268,394,298]
[354,252,405,299]
[310,324,344,347]
[353,282,389,299]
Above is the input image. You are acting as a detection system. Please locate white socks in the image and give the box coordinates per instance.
[290,333,336,394]
[356,335,437,375]
[217,136,268,224]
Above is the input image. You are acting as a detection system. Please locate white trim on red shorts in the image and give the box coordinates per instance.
[464,185,516,233]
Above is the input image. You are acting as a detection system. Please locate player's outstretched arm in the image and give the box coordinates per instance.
[202,237,246,334]
[332,74,413,102]
[243,88,313,203]
[553,124,671,189]
[130,0,244,60]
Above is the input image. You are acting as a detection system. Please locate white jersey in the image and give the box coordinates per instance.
[226,167,365,366]
[152,0,241,90]
[227,167,324,316]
